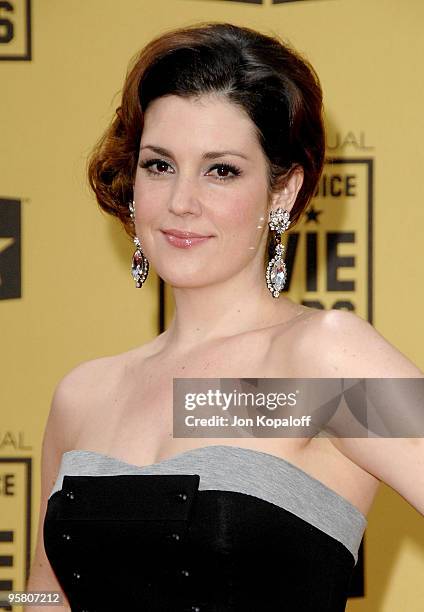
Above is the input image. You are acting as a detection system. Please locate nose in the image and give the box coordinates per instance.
[167,174,202,217]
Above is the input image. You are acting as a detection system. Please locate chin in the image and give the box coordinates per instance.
[160,276,211,289]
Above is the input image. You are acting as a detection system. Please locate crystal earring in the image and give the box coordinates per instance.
[129,199,149,288]
[265,207,291,298]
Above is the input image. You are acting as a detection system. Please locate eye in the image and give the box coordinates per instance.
[207,163,242,181]
[138,158,173,177]
[138,159,242,181]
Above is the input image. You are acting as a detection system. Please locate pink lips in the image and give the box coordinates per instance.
[161,229,213,249]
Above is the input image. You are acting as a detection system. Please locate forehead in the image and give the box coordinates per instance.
[141,94,260,152]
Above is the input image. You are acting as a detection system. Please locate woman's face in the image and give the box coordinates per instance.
[133,94,273,289]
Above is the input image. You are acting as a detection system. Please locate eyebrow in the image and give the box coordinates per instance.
[139,144,249,161]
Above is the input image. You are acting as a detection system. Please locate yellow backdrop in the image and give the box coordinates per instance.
[1,1,423,610]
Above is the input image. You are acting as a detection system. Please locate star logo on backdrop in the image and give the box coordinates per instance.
[0,237,15,255]
[305,204,323,223]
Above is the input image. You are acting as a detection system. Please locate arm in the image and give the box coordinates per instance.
[309,309,424,515]
[24,359,101,612]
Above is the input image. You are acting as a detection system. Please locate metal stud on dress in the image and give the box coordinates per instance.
[129,199,149,288]
[265,207,291,298]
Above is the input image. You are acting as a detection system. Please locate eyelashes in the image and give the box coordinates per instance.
[138,158,242,181]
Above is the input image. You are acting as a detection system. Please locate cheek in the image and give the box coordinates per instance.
[135,199,154,225]
[216,190,268,244]
[133,176,160,225]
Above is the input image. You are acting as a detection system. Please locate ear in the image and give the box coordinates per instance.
[270,166,304,215]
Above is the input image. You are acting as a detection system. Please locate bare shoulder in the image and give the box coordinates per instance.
[300,308,424,377]
[294,309,424,515]
[56,353,123,398]
[48,353,127,449]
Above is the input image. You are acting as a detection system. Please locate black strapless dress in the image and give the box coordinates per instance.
[43,445,367,611]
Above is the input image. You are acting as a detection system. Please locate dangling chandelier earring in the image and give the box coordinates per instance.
[129,199,149,288]
[265,207,291,298]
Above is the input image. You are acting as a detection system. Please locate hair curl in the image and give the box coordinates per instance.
[87,21,325,262]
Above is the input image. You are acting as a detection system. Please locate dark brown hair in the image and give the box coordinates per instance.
[87,21,326,256]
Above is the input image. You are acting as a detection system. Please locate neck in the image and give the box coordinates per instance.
[159,261,298,353]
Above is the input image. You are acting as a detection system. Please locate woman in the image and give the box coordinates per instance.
[27,21,423,611]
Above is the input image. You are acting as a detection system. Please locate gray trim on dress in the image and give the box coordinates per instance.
[49,444,367,564]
